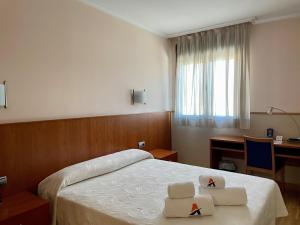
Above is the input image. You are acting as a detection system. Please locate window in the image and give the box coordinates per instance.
[182,59,234,117]
[175,23,250,129]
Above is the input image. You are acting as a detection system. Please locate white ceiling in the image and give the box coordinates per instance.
[80,0,300,37]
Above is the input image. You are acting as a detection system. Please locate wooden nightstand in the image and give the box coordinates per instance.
[0,191,50,225]
[149,149,178,162]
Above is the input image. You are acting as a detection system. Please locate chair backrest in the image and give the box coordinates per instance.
[244,136,275,172]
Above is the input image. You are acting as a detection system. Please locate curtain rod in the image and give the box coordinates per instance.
[167,17,256,38]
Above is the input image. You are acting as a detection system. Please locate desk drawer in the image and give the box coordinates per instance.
[276,147,300,158]
[211,140,244,150]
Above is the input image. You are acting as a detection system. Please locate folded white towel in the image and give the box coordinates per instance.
[168,182,195,199]
[164,195,215,218]
[199,187,247,206]
[199,175,225,189]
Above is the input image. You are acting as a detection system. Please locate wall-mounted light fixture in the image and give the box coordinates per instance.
[267,106,300,142]
[131,89,146,105]
[0,81,7,109]
[0,176,7,204]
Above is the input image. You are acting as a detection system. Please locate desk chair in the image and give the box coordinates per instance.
[244,136,285,189]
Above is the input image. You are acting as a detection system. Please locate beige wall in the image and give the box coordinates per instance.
[250,18,300,112]
[172,17,300,185]
[0,0,171,123]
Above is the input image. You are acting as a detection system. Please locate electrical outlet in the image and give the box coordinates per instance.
[0,176,7,186]
[138,141,145,149]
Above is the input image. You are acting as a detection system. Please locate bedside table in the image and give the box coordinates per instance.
[0,191,50,225]
[149,149,178,162]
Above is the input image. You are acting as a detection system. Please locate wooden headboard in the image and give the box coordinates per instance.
[0,112,171,196]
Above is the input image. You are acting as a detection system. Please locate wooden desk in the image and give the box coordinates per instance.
[210,135,300,169]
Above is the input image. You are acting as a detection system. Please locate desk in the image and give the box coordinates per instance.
[210,135,300,169]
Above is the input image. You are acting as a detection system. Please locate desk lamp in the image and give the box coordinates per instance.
[267,106,300,142]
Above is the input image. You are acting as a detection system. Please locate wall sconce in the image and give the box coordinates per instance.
[131,89,146,105]
[267,106,300,142]
[0,81,7,109]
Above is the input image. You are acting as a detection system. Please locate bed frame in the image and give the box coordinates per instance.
[0,112,171,196]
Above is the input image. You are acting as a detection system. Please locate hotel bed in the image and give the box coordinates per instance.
[38,149,287,225]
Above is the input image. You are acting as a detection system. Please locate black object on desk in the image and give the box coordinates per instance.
[287,137,300,143]
[267,128,274,138]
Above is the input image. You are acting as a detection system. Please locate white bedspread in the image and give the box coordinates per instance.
[50,159,287,225]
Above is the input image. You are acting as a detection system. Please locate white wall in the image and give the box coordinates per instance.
[0,0,171,123]
[172,17,300,185]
